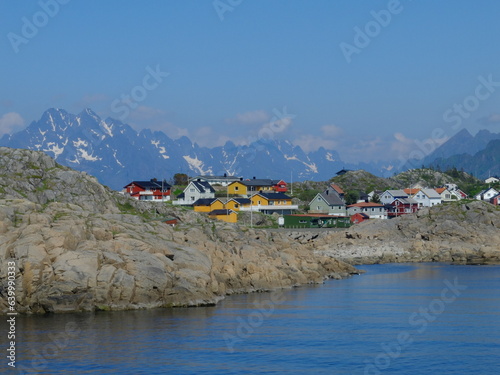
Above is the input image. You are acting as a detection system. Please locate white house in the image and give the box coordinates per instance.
[444,183,468,200]
[379,190,408,205]
[435,187,454,202]
[347,202,388,219]
[174,180,215,205]
[485,176,500,184]
[190,174,241,187]
[411,189,442,207]
[474,187,500,201]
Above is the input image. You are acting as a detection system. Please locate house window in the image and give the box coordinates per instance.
[190,196,195,201]
[235,186,239,191]
[371,208,374,211]
[317,206,321,210]
[190,188,195,192]
[317,197,321,201]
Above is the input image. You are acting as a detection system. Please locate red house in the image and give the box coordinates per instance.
[387,198,419,218]
[491,194,500,206]
[351,212,369,224]
[272,179,288,192]
[123,179,171,201]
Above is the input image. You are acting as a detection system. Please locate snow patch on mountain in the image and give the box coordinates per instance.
[183,155,212,175]
[44,142,64,159]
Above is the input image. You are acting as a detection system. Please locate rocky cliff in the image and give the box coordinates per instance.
[307,201,500,265]
[0,147,356,314]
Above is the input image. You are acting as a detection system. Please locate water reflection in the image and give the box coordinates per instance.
[1,263,498,374]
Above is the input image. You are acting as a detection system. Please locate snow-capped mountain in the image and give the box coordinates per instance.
[0,108,353,190]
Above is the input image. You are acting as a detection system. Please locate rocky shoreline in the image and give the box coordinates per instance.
[0,198,358,314]
[1,148,499,315]
[282,200,500,266]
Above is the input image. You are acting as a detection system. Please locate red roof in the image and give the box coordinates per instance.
[347,202,384,208]
[288,214,350,218]
[330,183,345,195]
[404,188,420,195]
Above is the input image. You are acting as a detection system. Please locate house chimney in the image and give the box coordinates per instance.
[253,176,256,179]
[224,173,227,177]
[326,190,329,195]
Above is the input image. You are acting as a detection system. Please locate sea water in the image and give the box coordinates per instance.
[4,263,500,374]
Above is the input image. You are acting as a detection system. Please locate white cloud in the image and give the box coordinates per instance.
[321,124,343,138]
[226,110,270,125]
[0,112,24,135]
[479,113,500,125]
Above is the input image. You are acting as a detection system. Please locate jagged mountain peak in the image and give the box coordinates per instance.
[0,108,356,189]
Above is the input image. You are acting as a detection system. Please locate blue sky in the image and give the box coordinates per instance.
[2,0,500,163]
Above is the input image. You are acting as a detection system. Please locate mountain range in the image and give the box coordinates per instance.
[0,109,359,190]
[1,108,498,190]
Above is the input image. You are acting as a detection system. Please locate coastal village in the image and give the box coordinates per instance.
[122,170,500,228]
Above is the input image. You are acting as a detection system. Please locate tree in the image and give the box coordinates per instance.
[371,193,381,204]
[173,173,188,186]
[345,190,360,205]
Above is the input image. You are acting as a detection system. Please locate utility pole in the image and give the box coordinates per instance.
[250,204,253,228]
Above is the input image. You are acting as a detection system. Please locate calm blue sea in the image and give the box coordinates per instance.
[5,263,500,374]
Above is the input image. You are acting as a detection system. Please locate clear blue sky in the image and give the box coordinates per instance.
[2,0,500,163]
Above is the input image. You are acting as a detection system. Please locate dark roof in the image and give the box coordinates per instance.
[231,198,251,204]
[190,180,216,193]
[241,179,275,187]
[317,189,345,206]
[208,209,235,216]
[176,192,185,199]
[193,198,218,206]
[124,179,171,190]
[393,197,418,205]
[191,175,240,181]
[353,213,370,219]
[254,192,291,200]
[336,168,351,176]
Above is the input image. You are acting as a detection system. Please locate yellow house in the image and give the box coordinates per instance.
[227,178,282,196]
[227,181,249,195]
[250,192,293,207]
[225,198,251,212]
[208,209,238,223]
[193,198,224,213]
